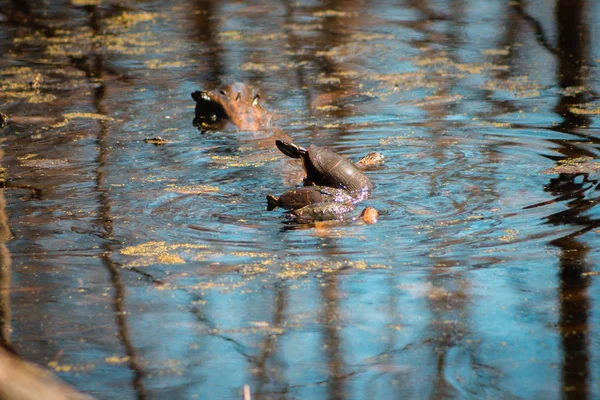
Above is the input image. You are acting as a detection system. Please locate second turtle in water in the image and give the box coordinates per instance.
[266,186,357,211]
[292,204,379,224]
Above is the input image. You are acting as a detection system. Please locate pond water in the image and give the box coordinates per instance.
[1,0,599,399]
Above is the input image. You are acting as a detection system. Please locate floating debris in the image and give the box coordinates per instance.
[144,136,170,145]
[0,111,8,128]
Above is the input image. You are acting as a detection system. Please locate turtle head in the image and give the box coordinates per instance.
[360,207,379,224]
[275,140,306,159]
[192,90,229,130]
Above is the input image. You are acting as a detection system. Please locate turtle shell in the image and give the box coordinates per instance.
[275,141,373,194]
[305,144,373,192]
[292,202,356,222]
[266,186,356,211]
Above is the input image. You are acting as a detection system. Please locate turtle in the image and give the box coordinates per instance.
[266,186,358,211]
[275,140,374,198]
[191,82,273,131]
[291,203,379,224]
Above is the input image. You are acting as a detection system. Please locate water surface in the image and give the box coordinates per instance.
[0,0,599,399]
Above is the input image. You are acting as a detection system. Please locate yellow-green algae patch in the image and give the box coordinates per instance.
[17,154,37,161]
[316,74,341,85]
[379,132,414,146]
[104,11,159,29]
[48,361,95,373]
[481,75,543,98]
[1,92,57,104]
[246,33,283,43]
[2,11,164,104]
[11,9,162,65]
[351,33,395,41]
[152,256,390,295]
[231,251,271,258]
[412,94,463,108]
[71,0,101,5]
[144,60,188,70]
[210,153,281,168]
[314,105,339,112]
[105,356,130,364]
[0,66,59,103]
[240,62,281,72]
[187,279,248,294]
[198,324,287,337]
[219,31,243,41]
[120,241,212,267]
[63,112,111,120]
[143,359,183,377]
[426,59,509,74]
[121,241,210,256]
[559,86,586,96]
[482,47,511,56]
[541,157,600,175]
[570,103,600,115]
[50,112,112,128]
[20,158,70,169]
[100,32,161,54]
[238,260,274,276]
[217,28,288,43]
[273,259,390,280]
[478,121,512,128]
[312,10,357,18]
[366,71,434,92]
[283,22,323,32]
[315,41,388,62]
[499,229,519,243]
[165,184,220,194]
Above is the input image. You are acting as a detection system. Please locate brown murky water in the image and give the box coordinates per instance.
[1,0,600,399]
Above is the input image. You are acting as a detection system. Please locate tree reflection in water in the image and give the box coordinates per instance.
[0,0,598,399]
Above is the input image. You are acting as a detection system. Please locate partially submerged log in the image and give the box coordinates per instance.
[0,348,94,400]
